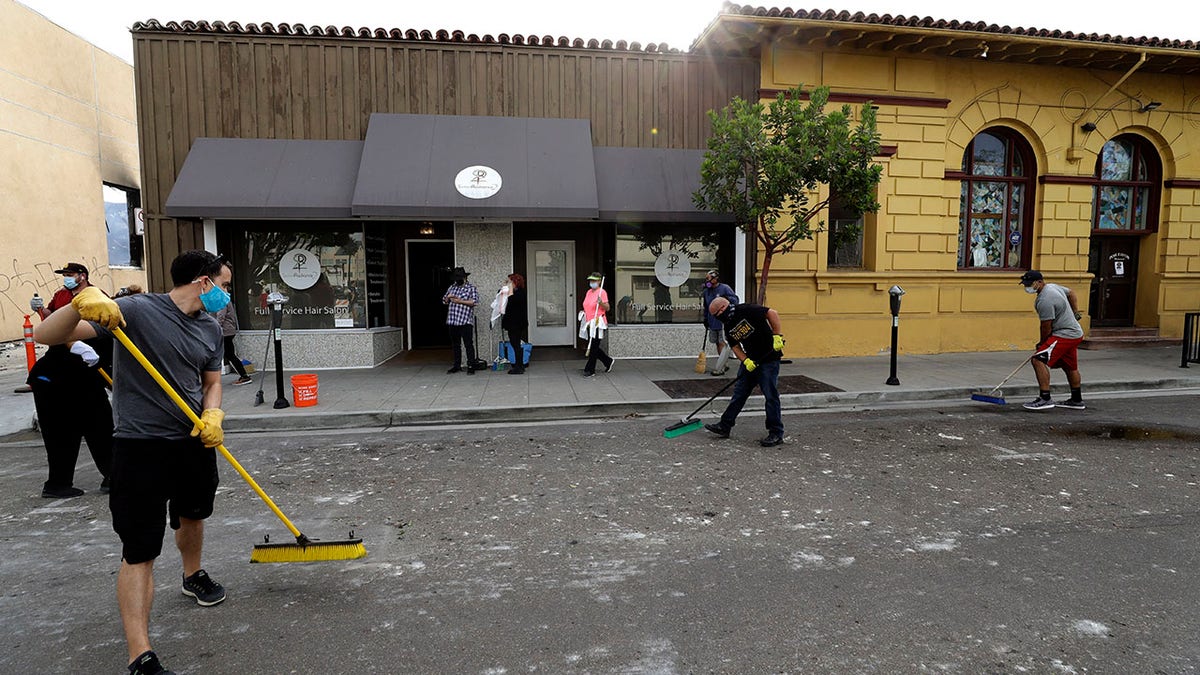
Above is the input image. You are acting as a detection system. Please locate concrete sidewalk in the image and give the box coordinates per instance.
[5,343,1196,437]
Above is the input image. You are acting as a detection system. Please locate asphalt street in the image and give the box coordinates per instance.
[1,394,1198,673]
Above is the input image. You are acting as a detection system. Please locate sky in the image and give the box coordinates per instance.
[15,0,1200,65]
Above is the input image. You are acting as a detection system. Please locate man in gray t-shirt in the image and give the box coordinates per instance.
[1019,270,1086,411]
[33,249,231,675]
[93,292,223,439]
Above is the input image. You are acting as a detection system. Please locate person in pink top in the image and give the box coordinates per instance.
[580,272,615,377]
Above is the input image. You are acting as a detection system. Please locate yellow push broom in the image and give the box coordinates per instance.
[112,327,366,563]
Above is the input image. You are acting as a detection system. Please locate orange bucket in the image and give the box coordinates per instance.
[291,373,319,407]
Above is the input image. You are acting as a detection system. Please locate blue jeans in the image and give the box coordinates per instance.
[720,360,783,435]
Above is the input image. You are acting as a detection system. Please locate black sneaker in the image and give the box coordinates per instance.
[446,366,462,374]
[605,358,616,373]
[704,423,730,438]
[181,569,226,606]
[1022,398,1055,411]
[99,477,111,494]
[128,650,175,675]
[41,485,84,498]
[760,433,784,447]
[232,376,253,386]
[582,370,595,378]
[1057,398,1087,410]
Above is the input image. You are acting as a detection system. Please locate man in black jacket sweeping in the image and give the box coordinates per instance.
[703,296,785,447]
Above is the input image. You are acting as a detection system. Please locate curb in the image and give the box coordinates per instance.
[221,378,1200,433]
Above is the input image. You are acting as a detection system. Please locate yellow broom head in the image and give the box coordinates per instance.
[694,351,707,374]
[250,539,367,563]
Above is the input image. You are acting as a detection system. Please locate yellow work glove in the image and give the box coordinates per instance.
[743,357,757,373]
[772,334,785,352]
[71,286,123,329]
[190,408,225,448]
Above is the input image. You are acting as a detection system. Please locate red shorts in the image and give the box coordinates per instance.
[1033,336,1083,371]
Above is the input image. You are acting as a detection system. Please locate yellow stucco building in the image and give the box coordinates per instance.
[697,6,1200,356]
[0,0,142,342]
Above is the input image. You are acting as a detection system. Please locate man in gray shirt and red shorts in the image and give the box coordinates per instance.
[1019,270,1086,411]
[35,249,231,675]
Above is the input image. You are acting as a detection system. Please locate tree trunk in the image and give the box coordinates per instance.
[757,250,773,305]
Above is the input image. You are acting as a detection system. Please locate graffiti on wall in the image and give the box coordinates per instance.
[0,255,116,326]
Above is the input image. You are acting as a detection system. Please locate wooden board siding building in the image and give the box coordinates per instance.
[132,6,1200,366]
[131,19,757,367]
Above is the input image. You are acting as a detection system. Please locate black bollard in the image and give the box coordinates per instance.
[269,293,290,409]
[886,285,905,386]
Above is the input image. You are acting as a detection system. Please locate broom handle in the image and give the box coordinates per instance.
[683,375,740,421]
[990,355,1031,394]
[112,327,304,540]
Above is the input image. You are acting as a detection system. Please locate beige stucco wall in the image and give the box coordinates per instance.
[753,41,1200,356]
[0,0,142,341]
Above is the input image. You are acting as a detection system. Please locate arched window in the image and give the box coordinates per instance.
[1091,135,1160,231]
[957,128,1035,269]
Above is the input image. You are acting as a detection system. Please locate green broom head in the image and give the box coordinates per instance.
[663,419,704,438]
[251,533,367,563]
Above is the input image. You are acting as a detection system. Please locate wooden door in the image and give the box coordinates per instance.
[1087,236,1139,327]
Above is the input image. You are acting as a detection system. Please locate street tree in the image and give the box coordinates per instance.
[694,85,882,304]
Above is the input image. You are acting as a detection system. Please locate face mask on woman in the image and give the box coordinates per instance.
[589,282,599,289]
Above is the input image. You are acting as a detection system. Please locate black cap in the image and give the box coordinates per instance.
[1018,270,1043,286]
[54,262,88,275]
[451,266,470,279]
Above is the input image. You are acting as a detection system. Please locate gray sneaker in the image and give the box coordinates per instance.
[1022,397,1056,411]
[1056,398,1086,410]
[182,569,226,606]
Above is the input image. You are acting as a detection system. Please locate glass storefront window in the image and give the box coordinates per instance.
[957,128,1034,270]
[1091,136,1158,232]
[614,224,721,324]
[235,225,381,330]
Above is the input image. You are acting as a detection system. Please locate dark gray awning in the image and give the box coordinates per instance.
[351,113,599,219]
[165,139,363,219]
[593,147,728,222]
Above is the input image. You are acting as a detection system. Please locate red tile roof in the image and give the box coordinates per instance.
[131,19,683,54]
[717,5,1198,50]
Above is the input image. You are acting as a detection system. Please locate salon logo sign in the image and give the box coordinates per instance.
[279,248,321,290]
[454,165,503,199]
[654,251,691,288]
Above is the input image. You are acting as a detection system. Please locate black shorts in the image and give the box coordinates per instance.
[109,436,219,564]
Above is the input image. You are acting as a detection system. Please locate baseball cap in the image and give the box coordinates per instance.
[586,272,603,281]
[1018,270,1043,286]
[54,262,89,275]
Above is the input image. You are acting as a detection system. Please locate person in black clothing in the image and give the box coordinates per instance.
[27,339,113,497]
[502,273,529,374]
[703,296,786,447]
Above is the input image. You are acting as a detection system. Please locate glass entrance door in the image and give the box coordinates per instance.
[526,240,575,346]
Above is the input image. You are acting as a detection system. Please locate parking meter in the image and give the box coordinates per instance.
[268,292,290,409]
[889,285,905,317]
[886,285,905,385]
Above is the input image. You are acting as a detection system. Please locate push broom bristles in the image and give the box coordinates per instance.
[663,419,704,438]
[970,391,1007,405]
[251,535,367,563]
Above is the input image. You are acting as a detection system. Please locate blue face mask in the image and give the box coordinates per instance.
[199,278,231,312]
[63,276,79,290]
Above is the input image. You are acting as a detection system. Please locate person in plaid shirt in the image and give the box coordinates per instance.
[442,267,480,374]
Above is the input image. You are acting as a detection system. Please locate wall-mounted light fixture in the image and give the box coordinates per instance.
[979,42,988,59]
[419,226,435,235]
[1138,100,1162,112]
[1080,122,1098,133]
